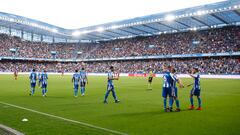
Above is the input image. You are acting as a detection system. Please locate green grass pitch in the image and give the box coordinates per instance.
[0,75,240,135]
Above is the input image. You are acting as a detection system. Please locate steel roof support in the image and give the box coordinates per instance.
[88,33,108,39]
[129,26,149,33]
[105,30,126,36]
[233,10,240,16]
[142,24,160,31]
[211,14,229,24]
[175,20,191,28]
[191,17,210,27]
[118,28,139,35]
[157,22,179,31]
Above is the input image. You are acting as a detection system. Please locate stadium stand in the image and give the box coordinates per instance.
[0,26,239,59]
[85,26,240,59]
[0,57,239,74]
[0,26,239,74]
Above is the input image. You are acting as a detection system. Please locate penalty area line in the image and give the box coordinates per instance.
[0,101,128,135]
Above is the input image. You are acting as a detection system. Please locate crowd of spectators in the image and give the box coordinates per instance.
[0,26,239,59]
[0,57,239,74]
[0,26,239,74]
[0,34,91,59]
[88,26,240,58]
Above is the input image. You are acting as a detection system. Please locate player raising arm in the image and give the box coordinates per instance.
[187,67,202,110]
[72,70,80,97]
[104,66,120,104]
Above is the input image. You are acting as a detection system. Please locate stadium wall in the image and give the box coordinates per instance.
[1,72,240,79]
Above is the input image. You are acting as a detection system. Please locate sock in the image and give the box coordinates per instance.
[190,97,194,106]
[163,98,167,109]
[31,88,33,95]
[80,87,83,94]
[169,97,173,108]
[83,87,85,94]
[74,89,77,96]
[32,88,35,95]
[45,88,47,95]
[175,99,180,108]
[197,97,202,107]
[112,90,117,101]
[104,90,110,101]
[42,89,45,95]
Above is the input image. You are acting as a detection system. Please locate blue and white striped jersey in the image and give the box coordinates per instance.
[38,72,41,80]
[29,72,37,83]
[72,73,80,85]
[41,73,48,85]
[172,73,179,88]
[79,71,87,82]
[108,72,114,85]
[163,71,173,88]
[194,73,200,89]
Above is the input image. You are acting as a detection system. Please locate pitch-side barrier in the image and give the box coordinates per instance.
[0,72,240,79]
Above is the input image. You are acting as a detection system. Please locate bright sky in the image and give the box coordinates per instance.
[0,0,225,29]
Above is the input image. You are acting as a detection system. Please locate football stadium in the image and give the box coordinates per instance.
[0,0,240,135]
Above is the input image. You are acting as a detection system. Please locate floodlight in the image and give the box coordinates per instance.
[197,11,204,16]
[52,29,58,33]
[192,27,197,31]
[82,30,89,34]
[111,25,118,29]
[96,27,104,32]
[165,15,175,21]
[72,31,81,36]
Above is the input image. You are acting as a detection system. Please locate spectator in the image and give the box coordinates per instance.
[0,57,239,74]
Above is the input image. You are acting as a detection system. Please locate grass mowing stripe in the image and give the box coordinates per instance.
[0,101,128,135]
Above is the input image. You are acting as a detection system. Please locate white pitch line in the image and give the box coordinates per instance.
[0,101,128,135]
[0,124,24,135]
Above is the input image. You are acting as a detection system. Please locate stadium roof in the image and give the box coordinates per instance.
[0,0,240,42]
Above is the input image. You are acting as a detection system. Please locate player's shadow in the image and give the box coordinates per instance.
[109,110,180,117]
[108,111,161,117]
[108,108,193,117]
[41,96,65,98]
